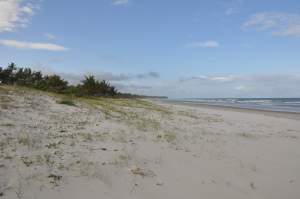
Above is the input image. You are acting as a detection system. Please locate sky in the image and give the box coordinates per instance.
[0,0,300,98]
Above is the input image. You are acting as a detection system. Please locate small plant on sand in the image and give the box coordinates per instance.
[18,134,30,146]
[48,174,62,185]
[164,133,176,143]
[237,132,256,139]
[95,132,110,142]
[112,153,131,166]
[35,155,44,165]
[20,156,34,167]
[44,153,55,167]
[156,132,177,143]
[80,132,93,142]
[131,167,156,177]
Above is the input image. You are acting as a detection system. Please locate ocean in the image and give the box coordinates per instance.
[167,98,300,113]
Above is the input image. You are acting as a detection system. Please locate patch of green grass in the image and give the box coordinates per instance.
[57,98,76,106]
[0,90,12,109]
[95,132,110,142]
[0,96,11,103]
[133,118,161,131]
[80,96,170,115]
[80,132,94,142]
[111,153,131,166]
[237,132,256,139]
[0,123,14,127]
[75,96,170,131]
[35,155,44,165]
[164,133,177,143]
[113,98,170,114]
[156,132,177,143]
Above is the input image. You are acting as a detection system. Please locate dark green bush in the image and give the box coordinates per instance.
[0,63,118,97]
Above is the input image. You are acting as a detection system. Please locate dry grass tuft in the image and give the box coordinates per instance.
[131,167,155,177]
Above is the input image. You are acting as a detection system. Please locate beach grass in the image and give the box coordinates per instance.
[57,98,76,106]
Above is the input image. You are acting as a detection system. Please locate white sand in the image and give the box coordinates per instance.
[1,86,300,199]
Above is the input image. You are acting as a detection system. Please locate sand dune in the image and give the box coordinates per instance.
[1,86,300,199]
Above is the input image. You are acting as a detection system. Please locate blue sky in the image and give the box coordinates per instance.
[0,0,300,97]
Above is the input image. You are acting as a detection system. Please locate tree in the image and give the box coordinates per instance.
[0,63,17,84]
[79,76,118,96]
[15,67,33,86]
[108,85,118,96]
[0,63,119,96]
[43,75,68,93]
[81,75,99,95]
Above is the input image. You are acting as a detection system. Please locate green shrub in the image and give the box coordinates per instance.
[0,63,119,97]
[57,99,76,106]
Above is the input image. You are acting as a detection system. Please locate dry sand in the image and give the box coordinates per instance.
[1,86,300,199]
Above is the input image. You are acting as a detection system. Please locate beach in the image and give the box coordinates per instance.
[1,86,300,199]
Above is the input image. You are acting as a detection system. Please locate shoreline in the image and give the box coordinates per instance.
[157,100,300,120]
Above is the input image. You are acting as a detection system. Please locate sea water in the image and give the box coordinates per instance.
[168,98,300,113]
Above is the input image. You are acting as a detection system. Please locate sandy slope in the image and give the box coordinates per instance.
[1,86,300,199]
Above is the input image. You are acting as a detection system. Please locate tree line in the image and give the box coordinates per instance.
[0,63,118,96]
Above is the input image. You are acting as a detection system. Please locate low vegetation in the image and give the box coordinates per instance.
[57,98,76,106]
[0,63,118,96]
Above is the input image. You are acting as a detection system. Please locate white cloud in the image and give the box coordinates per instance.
[219,0,243,16]
[243,12,300,37]
[207,75,237,82]
[22,5,34,15]
[185,40,219,48]
[0,0,37,32]
[44,33,56,40]
[59,71,160,85]
[112,0,129,6]
[225,7,239,16]
[234,85,251,91]
[180,75,237,82]
[177,74,300,98]
[131,73,300,98]
[0,39,68,51]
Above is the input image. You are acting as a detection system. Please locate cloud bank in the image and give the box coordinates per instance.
[0,0,37,32]
[0,39,68,51]
[185,40,219,48]
[244,12,300,37]
[112,0,129,6]
[44,33,56,40]
[54,71,159,85]
[30,64,300,98]
[59,72,300,98]
[175,74,300,98]
[224,0,243,16]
